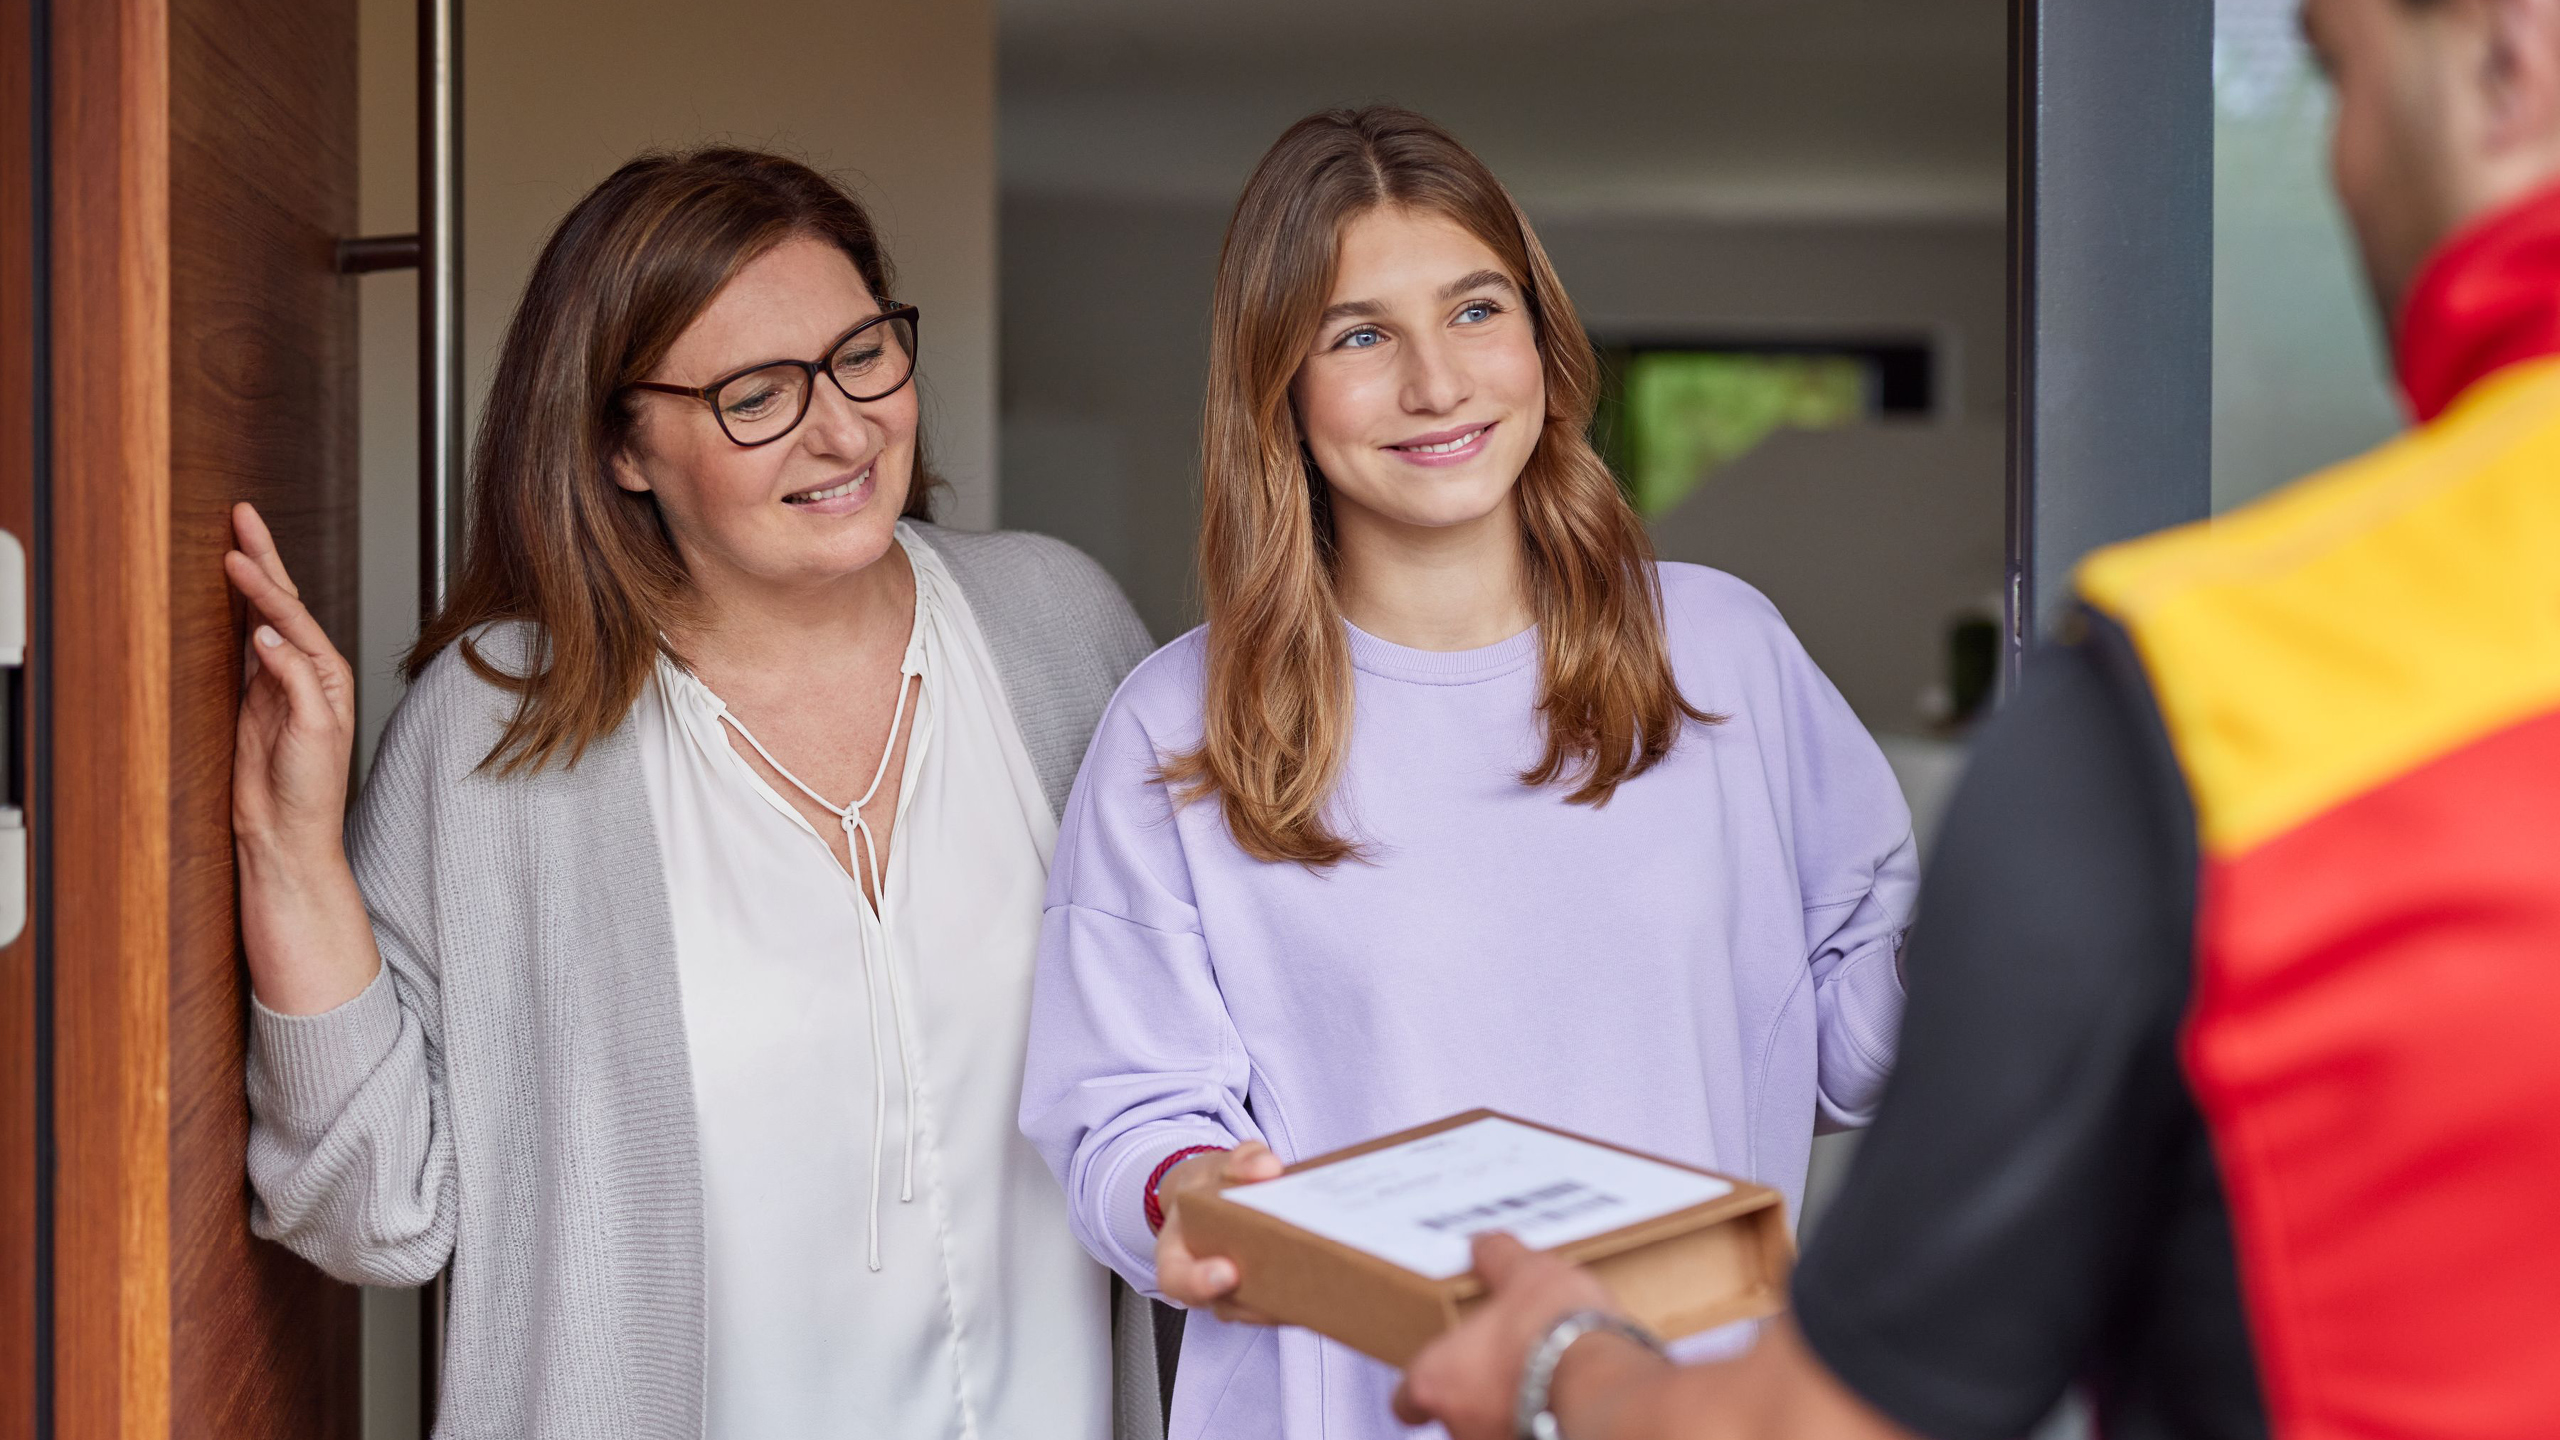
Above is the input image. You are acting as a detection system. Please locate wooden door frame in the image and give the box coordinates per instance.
[1,0,43,1431]
[50,2,179,1433]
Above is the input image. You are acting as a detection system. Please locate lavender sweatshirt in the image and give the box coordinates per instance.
[1020,563,1918,1440]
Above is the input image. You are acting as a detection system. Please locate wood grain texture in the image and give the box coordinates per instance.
[50,0,361,1431]
[0,0,39,1429]
[50,0,178,1434]
[165,0,362,1423]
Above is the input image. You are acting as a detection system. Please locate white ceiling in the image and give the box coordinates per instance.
[999,0,2009,222]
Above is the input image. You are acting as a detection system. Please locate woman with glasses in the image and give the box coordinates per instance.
[228,148,1159,1440]
[1019,108,1918,1440]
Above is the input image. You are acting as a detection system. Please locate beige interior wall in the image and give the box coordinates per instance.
[460,0,1000,531]
[353,1,996,1433]
[356,0,997,768]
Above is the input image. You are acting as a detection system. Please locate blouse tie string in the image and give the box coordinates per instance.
[715,648,927,1273]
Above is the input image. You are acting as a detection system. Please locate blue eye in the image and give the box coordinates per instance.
[1339,327,1383,350]
[1457,301,1499,324]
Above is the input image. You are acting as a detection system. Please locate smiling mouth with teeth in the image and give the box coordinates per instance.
[785,465,871,505]
[1392,426,1489,455]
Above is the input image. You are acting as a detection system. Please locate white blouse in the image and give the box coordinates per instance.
[633,524,1112,1440]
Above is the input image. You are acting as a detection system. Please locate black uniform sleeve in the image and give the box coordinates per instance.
[1790,624,2202,1440]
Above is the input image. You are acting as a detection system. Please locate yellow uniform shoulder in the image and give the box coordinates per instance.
[2070,357,2560,856]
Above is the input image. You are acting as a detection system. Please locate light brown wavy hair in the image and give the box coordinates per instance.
[1164,106,1717,865]
[407,147,936,773]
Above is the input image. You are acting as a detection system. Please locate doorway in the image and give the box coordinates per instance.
[5,0,2243,1435]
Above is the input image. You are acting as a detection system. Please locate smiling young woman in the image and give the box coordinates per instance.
[224,149,1163,1440]
[1019,108,1921,1440]
[1162,122,1712,865]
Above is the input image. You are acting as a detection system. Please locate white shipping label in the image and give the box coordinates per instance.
[1222,1117,1733,1281]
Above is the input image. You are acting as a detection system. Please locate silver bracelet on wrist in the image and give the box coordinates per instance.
[1513,1308,1666,1440]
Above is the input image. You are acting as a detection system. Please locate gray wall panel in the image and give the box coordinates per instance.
[2010,0,2215,654]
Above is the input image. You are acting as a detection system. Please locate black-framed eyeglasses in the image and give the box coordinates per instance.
[626,304,921,447]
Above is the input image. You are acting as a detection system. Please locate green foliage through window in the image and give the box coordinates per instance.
[1597,352,1871,518]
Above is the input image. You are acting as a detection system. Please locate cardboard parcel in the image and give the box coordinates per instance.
[1177,1110,1794,1367]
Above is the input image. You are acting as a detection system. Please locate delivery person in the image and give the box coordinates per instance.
[1391,0,2560,1437]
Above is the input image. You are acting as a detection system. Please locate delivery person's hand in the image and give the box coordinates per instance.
[1155,1141,1284,1322]
[1394,1233,1661,1440]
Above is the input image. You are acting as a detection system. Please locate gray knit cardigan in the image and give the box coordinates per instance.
[244,525,1162,1440]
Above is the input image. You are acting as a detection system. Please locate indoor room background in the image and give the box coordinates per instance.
[329,1,2392,1435]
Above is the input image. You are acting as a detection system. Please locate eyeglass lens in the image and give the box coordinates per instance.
[714,315,917,445]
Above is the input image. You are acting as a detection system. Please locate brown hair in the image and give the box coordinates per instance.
[408,146,935,773]
[1164,106,1716,865]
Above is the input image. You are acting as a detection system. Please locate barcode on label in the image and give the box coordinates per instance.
[1415,1180,1622,1236]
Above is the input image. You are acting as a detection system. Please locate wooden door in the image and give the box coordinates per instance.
[8,0,365,1432]
[2,0,38,1429]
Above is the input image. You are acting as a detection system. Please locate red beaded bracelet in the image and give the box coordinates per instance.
[1143,1145,1230,1234]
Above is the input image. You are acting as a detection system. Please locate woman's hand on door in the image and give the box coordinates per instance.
[227,502,354,854]
[224,502,382,1015]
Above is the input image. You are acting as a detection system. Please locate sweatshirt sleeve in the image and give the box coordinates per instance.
[243,679,461,1288]
[1770,612,1920,1129]
[1020,674,1261,1299]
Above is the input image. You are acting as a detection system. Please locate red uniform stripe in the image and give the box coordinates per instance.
[2186,706,2560,1439]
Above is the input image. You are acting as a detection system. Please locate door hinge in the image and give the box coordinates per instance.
[0,530,25,947]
